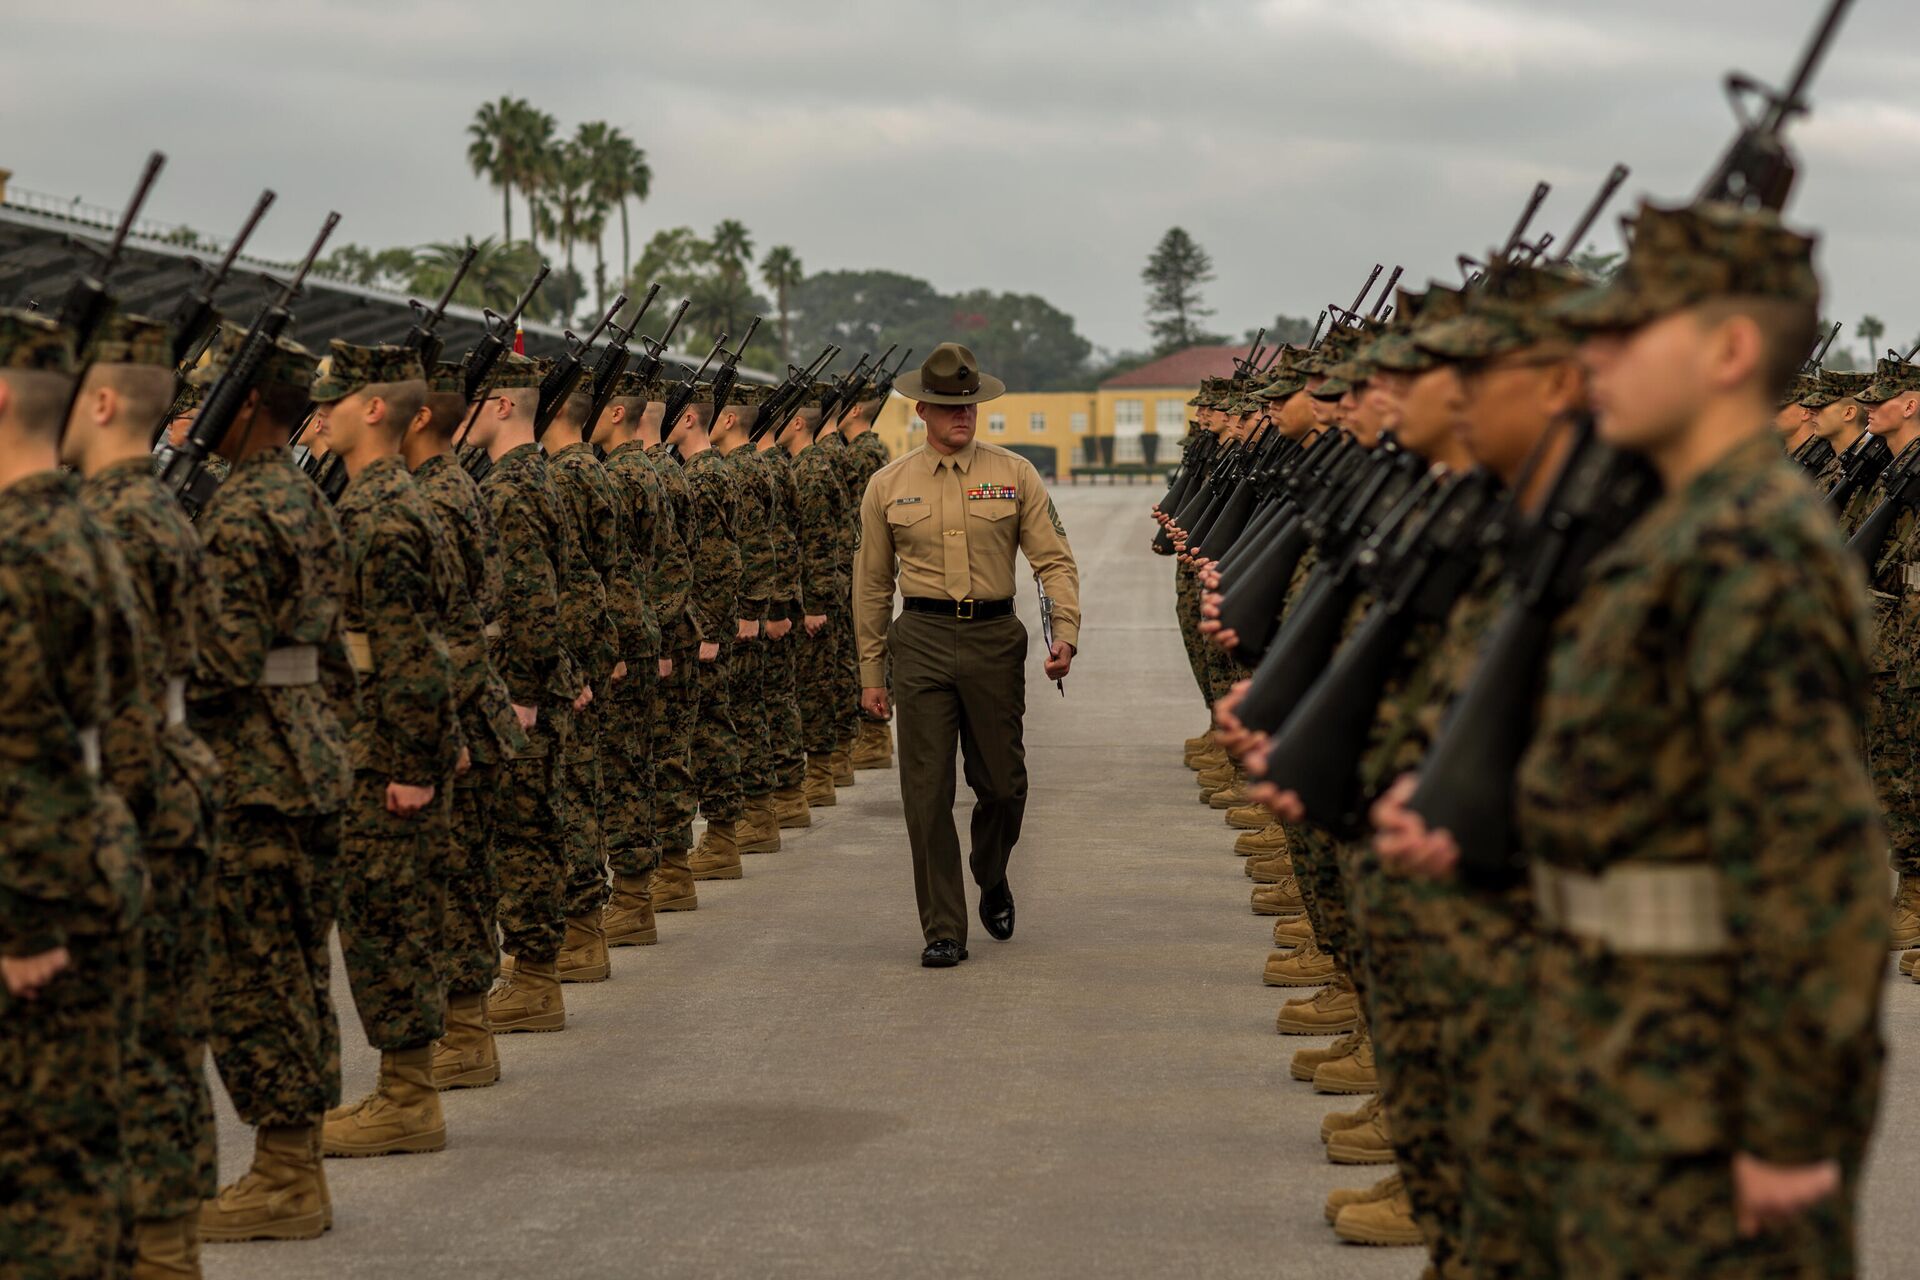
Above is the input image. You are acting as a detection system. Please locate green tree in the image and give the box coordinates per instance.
[760,245,804,363]
[709,220,755,283]
[1142,227,1219,354]
[1244,314,1320,347]
[318,243,417,291]
[788,269,948,361]
[945,289,1094,391]
[582,125,651,286]
[408,237,543,314]
[466,97,554,249]
[1858,314,1887,361]
[536,135,611,320]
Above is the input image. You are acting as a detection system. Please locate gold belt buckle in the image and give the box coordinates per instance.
[957,598,976,620]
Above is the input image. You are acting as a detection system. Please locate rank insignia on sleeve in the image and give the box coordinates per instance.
[966,484,1017,501]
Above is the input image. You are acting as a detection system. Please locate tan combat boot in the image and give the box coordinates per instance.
[691,822,744,880]
[651,848,699,911]
[1334,1179,1422,1246]
[199,1123,329,1243]
[1189,743,1229,774]
[1277,978,1361,1035]
[852,719,893,769]
[1324,1173,1402,1227]
[1264,938,1338,987]
[1273,915,1314,949]
[1246,851,1293,884]
[1234,821,1289,857]
[1294,1029,1366,1083]
[804,753,838,806]
[322,1048,447,1157]
[604,874,659,947]
[1183,729,1213,760]
[132,1214,200,1278]
[557,910,612,982]
[1315,1033,1379,1095]
[830,748,856,786]
[1327,1098,1394,1165]
[1904,949,1920,978]
[773,784,812,829]
[1224,802,1268,831]
[487,958,566,1033]
[1250,875,1305,917]
[1196,761,1235,797]
[1894,875,1920,949]
[737,797,783,854]
[1209,775,1250,810]
[432,991,499,1090]
[1319,1091,1381,1141]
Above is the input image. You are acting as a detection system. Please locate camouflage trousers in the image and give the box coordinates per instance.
[1343,841,1469,1279]
[337,772,449,1052]
[561,699,609,920]
[731,635,774,798]
[830,603,863,746]
[207,807,341,1127]
[797,616,846,756]
[1174,562,1211,703]
[1433,887,1539,1280]
[126,842,216,1221]
[0,930,138,1279]
[692,647,742,822]
[442,768,501,998]
[765,630,806,790]
[1867,678,1920,875]
[603,667,662,882]
[1290,824,1354,985]
[494,706,572,964]
[653,645,700,853]
[1518,1152,1856,1279]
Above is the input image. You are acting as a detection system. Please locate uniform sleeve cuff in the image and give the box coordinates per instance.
[859,662,887,687]
[1053,624,1080,651]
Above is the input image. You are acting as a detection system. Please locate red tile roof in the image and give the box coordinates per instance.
[1100,344,1255,391]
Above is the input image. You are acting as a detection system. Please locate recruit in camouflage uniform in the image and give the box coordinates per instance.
[185,326,356,1245]
[410,361,526,1089]
[66,312,226,1273]
[715,386,781,860]
[787,386,852,805]
[309,343,462,1160]
[468,354,577,1035]
[0,309,150,1279]
[757,417,813,831]
[812,418,865,776]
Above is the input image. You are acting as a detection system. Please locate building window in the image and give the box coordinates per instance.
[1157,398,1188,431]
[1071,412,1088,433]
[988,413,1006,435]
[1114,399,1144,429]
[1029,412,1046,433]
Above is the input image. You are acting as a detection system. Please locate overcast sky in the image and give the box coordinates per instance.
[5,0,1917,358]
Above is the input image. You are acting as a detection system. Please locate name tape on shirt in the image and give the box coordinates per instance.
[966,485,1018,501]
[891,496,923,505]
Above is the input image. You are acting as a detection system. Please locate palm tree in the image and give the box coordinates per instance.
[575,123,652,286]
[1859,314,1887,362]
[409,236,543,314]
[466,100,513,243]
[760,245,803,363]
[514,103,559,255]
[466,97,554,248]
[538,137,617,322]
[709,220,755,284]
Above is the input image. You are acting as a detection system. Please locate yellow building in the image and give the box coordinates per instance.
[871,343,1256,480]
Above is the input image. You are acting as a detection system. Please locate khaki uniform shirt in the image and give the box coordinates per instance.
[853,440,1080,687]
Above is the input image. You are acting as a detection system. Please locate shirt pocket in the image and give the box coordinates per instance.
[885,503,932,528]
[965,499,1018,523]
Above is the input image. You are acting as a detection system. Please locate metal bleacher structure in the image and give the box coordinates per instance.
[0,181,770,380]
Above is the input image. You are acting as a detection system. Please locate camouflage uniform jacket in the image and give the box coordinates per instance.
[725,444,775,621]
[336,456,460,786]
[602,441,669,659]
[1515,436,1888,1163]
[189,447,354,819]
[758,447,803,620]
[1810,444,1847,496]
[0,472,146,953]
[411,454,524,767]
[1835,438,1919,539]
[850,428,892,491]
[546,442,621,682]
[792,442,848,615]
[81,458,222,850]
[818,433,861,592]
[644,442,699,650]
[480,443,579,707]
[681,448,741,642]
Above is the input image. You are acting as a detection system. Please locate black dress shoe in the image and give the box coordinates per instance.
[980,879,1015,941]
[921,939,968,968]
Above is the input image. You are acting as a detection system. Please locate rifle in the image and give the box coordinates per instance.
[748,344,841,444]
[1553,165,1631,263]
[1366,268,1403,321]
[61,151,166,363]
[1826,429,1892,511]
[1791,431,1835,476]
[1805,320,1843,371]
[1846,439,1920,565]
[167,188,275,371]
[1253,468,1504,829]
[158,213,340,514]
[1694,0,1854,211]
[457,264,550,428]
[835,342,897,423]
[532,295,625,441]
[707,316,762,420]
[1238,328,1267,378]
[867,345,915,411]
[401,241,478,373]
[627,296,690,390]
[817,353,872,430]
[581,282,661,449]
[1306,309,1330,350]
[659,335,729,437]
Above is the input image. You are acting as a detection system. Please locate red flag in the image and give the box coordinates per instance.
[513,322,525,355]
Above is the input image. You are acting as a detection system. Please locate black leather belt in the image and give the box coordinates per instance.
[903,596,1013,621]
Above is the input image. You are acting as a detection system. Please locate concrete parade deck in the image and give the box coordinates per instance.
[205,483,1916,1280]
